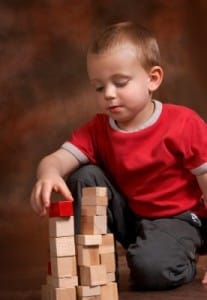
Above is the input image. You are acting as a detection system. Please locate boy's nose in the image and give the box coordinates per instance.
[104,84,116,100]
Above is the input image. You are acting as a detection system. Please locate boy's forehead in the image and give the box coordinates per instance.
[87,43,138,62]
[87,44,144,81]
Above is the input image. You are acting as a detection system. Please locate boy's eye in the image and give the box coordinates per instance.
[93,78,129,92]
[95,86,104,92]
[114,79,129,87]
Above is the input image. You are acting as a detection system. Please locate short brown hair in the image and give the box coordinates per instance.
[87,21,161,71]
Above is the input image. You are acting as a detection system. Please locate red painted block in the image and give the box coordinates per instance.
[49,200,74,217]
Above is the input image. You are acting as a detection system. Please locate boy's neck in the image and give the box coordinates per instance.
[115,100,155,132]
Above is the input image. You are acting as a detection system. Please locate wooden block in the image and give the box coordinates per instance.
[76,234,102,246]
[80,216,107,234]
[99,234,115,254]
[107,272,116,283]
[50,236,75,257]
[101,282,118,300]
[51,256,77,277]
[96,206,107,216]
[81,205,107,216]
[82,195,108,206]
[82,187,107,197]
[49,217,74,237]
[77,245,100,266]
[79,265,107,286]
[101,234,114,245]
[49,200,73,217]
[51,276,78,288]
[100,252,116,273]
[99,245,115,254]
[77,285,101,297]
[51,286,76,300]
[41,284,50,300]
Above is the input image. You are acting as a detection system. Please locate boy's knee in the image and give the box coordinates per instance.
[126,243,196,290]
[127,246,165,290]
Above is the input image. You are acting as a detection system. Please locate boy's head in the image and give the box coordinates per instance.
[87,21,163,131]
[87,21,161,72]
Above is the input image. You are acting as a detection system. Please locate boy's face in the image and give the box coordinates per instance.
[87,43,156,131]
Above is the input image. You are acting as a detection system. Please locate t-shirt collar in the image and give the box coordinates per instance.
[109,100,162,132]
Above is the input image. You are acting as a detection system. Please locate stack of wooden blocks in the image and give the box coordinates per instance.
[41,186,119,300]
[41,200,78,300]
[77,187,118,299]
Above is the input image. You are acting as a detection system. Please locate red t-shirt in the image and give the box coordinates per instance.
[62,101,207,218]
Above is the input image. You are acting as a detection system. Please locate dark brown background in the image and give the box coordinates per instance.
[1,0,207,298]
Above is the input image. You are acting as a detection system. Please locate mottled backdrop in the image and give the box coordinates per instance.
[0,0,207,298]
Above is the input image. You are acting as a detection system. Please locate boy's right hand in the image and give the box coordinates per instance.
[30,175,73,216]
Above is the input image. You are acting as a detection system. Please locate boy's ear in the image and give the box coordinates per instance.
[148,66,163,92]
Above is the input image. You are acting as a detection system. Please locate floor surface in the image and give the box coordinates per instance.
[1,251,207,299]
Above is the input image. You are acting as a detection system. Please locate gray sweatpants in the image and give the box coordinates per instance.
[67,164,205,290]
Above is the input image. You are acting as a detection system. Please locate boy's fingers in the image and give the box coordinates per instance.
[30,181,51,215]
[30,179,73,216]
[39,207,48,217]
[30,185,42,214]
[54,181,74,201]
[41,181,52,208]
[30,189,37,213]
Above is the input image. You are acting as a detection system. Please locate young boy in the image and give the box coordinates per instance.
[30,21,207,290]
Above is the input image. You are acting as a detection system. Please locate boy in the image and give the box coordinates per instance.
[30,22,207,290]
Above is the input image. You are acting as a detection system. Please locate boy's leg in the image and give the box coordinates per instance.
[198,218,207,254]
[126,212,202,290]
[66,164,134,248]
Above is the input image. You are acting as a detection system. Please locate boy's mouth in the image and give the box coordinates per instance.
[108,105,122,113]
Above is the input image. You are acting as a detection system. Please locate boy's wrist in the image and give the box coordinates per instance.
[36,169,60,180]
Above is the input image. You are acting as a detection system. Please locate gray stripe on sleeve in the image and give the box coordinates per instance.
[191,162,207,175]
[61,142,89,164]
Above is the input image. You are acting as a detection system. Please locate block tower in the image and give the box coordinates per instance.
[41,187,119,300]
[76,187,119,300]
[41,200,77,300]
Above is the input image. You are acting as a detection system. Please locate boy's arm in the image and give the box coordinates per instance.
[196,172,207,207]
[30,148,80,216]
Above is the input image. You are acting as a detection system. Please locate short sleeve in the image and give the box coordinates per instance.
[181,110,207,175]
[61,115,104,164]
